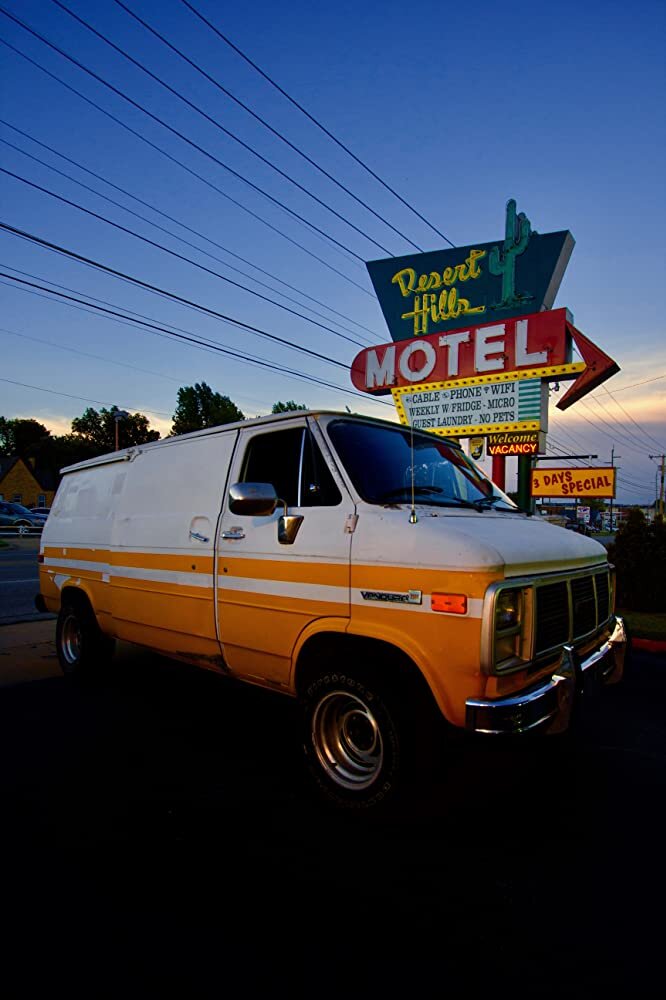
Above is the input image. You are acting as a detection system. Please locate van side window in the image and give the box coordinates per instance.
[240,428,341,507]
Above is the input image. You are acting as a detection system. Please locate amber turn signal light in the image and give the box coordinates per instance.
[431,593,467,614]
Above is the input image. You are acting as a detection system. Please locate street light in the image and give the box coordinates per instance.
[113,409,130,451]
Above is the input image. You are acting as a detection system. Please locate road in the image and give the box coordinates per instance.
[0,618,664,997]
[0,537,54,623]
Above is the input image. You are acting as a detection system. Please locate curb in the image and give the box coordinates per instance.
[0,613,56,628]
[632,637,666,655]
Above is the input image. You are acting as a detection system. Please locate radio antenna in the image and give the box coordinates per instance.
[409,422,418,524]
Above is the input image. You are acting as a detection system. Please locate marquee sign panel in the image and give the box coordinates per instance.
[392,374,549,438]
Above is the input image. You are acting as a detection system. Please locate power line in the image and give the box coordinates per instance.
[111,0,424,253]
[590,373,666,394]
[0,272,393,408]
[0,278,340,392]
[600,383,664,451]
[552,391,653,459]
[0,227,353,369]
[0,267,354,386]
[0,166,368,349]
[0,375,173,418]
[179,0,456,248]
[0,131,379,343]
[0,35,374,297]
[547,413,598,454]
[0,234,394,411]
[51,0,397,258]
[0,323,182,383]
[588,397,649,450]
[0,262,304,361]
[577,398,654,457]
[1,261,322,368]
[0,9,371,266]
[583,392,662,453]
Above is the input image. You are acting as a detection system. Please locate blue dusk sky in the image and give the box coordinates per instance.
[1,0,664,503]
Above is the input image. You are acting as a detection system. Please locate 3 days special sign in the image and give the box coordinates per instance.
[530,467,616,498]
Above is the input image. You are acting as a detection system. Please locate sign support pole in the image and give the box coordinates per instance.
[492,454,506,491]
[517,455,532,512]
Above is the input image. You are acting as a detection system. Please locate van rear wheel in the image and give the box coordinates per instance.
[55,600,115,676]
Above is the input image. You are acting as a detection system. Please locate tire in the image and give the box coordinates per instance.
[301,668,433,812]
[55,599,115,677]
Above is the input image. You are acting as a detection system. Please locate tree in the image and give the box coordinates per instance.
[607,508,666,612]
[71,406,160,453]
[0,417,51,457]
[171,383,244,435]
[37,433,99,473]
[271,400,307,414]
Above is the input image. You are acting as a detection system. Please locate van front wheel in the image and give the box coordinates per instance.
[55,601,115,676]
[302,670,409,811]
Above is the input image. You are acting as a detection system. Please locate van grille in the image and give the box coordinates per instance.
[534,569,611,656]
[535,582,569,651]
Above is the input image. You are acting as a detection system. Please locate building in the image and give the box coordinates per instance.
[0,456,57,509]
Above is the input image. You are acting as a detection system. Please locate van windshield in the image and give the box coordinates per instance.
[327,420,516,509]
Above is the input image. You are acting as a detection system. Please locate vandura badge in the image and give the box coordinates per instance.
[360,590,423,605]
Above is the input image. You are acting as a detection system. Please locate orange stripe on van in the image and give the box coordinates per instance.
[111,576,212,598]
[43,546,110,562]
[219,556,347,587]
[352,564,498,598]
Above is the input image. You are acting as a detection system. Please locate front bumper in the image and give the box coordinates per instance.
[465,616,627,735]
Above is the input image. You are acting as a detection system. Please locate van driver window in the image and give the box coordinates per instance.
[240,428,341,507]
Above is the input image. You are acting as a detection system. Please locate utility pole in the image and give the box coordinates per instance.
[650,454,665,518]
[114,409,130,452]
[609,446,620,531]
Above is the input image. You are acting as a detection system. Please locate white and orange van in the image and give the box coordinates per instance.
[37,411,626,809]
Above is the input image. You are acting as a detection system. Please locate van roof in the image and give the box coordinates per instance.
[59,409,461,474]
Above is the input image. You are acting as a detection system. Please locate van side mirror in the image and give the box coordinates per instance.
[229,482,279,516]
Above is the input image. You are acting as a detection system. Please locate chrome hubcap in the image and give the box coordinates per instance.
[312,690,383,790]
[61,613,82,665]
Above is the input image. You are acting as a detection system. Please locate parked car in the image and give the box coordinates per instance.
[0,501,48,530]
[30,507,51,517]
[565,520,592,536]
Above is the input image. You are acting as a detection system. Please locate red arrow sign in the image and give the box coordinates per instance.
[556,321,620,410]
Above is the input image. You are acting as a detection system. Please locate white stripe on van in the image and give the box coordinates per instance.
[352,592,483,617]
[216,575,347,606]
[43,558,484,617]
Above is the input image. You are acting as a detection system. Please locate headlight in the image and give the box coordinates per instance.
[492,588,525,671]
[495,589,521,630]
[482,583,534,674]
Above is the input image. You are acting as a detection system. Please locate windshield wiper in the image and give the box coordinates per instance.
[378,489,484,510]
[473,495,518,511]
[378,485,443,500]
[376,486,516,512]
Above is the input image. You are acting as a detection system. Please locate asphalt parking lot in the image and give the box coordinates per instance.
[1,618,664,998]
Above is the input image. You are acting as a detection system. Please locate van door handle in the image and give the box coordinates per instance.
[221,528,245,540]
